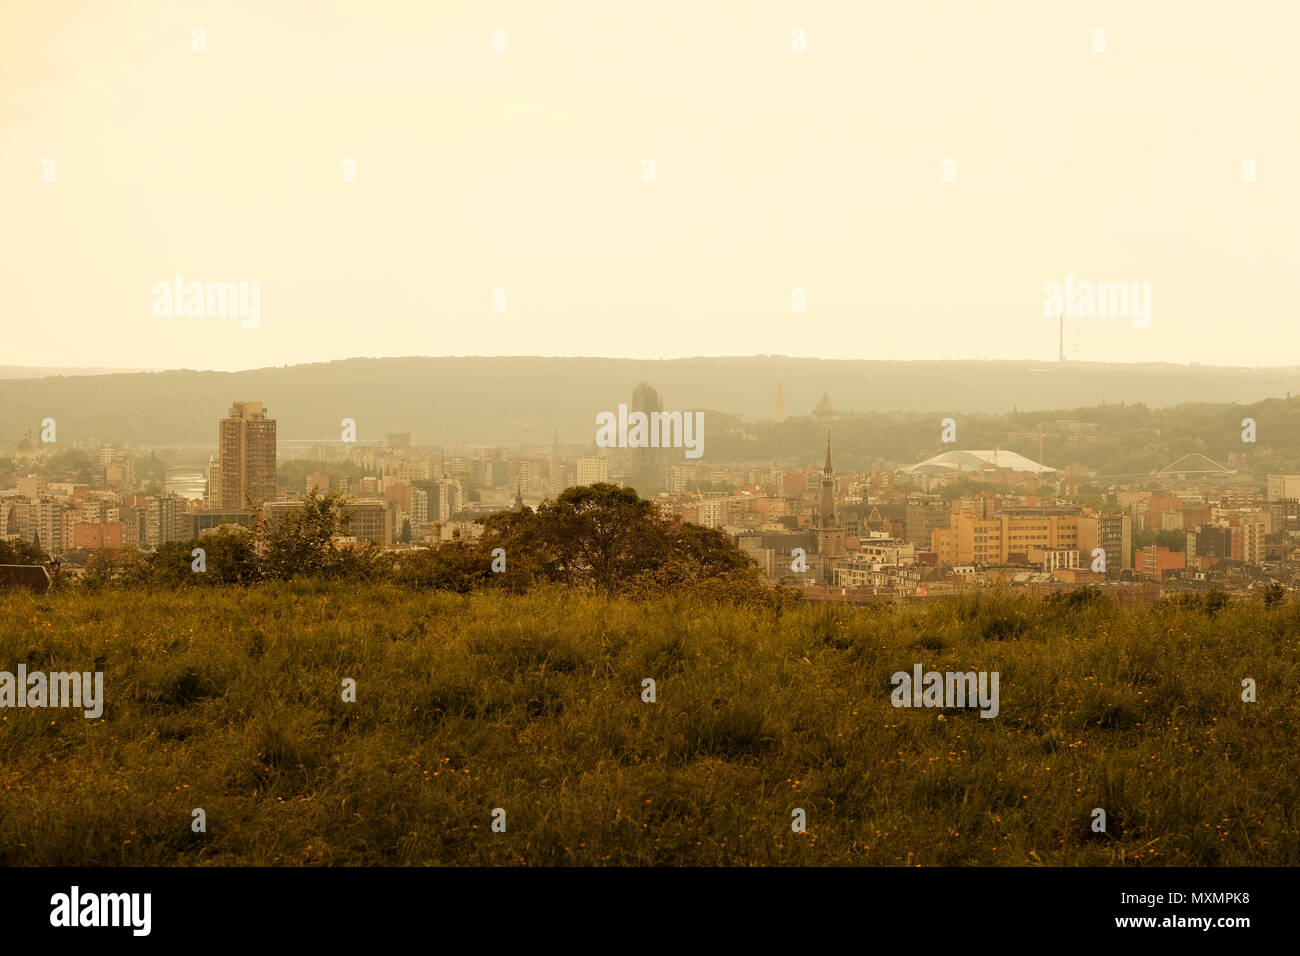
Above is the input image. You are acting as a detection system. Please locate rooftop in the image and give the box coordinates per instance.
[905,449,1057,476]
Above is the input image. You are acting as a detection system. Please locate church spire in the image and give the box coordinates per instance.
[820,431,836,526]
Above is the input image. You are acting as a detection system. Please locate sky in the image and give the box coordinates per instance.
[2,0,1298,371]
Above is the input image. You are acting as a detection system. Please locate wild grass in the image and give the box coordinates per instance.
[1,584,1296,866]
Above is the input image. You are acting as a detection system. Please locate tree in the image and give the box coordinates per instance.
[258,489,352,580]
[0,537,46,564]
[203,527,259,584]
[43,448,95,484]
[144,527,259,587]
[48,483,775,602]
[619,517,778,604]
[1132,528,1186,555]
[532,483,661,593]
[478,483,770,599]
[477,504,556,591]
[133,453,166,487]
[147,539,199,588]
[82,547,151,588]
[391,541,492,592]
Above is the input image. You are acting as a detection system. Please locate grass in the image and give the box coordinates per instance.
[1,582,1296,866]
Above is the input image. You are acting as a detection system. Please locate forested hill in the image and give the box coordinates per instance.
[1,356,1298,455]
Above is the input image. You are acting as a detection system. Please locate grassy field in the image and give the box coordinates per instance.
[1,582,1296,866]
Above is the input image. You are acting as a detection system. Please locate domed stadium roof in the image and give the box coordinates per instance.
[905,449,1057,475]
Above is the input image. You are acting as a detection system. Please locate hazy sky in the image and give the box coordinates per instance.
[2,1,1297,371]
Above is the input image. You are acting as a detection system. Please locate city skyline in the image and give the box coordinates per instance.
[3,384,1294,599]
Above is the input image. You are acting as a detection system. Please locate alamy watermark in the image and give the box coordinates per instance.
[50,886,150,936]
[1043,274,1150,329]
[152,274,260,328]
[890,664,999,718]
[0,666,104,718]
[595,404,704,459]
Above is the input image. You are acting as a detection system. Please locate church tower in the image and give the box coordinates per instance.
[814,432,844,583]
[821,433,836,527]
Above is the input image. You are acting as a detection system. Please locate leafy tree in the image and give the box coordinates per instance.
[330,540,389,582]
[142,528,259,587]
[936,479,1001,500]
[0,537,46,564]
[43,448,94,484]
[391,541,493,593]
[133,453,166,486]
[202,527,260,584]
[1132,528,1186,555]
[258,489,352,580]
[53,483,776,602]
[147,539,200,588]
[532,483,661,593]
[477,504,557,591]
[478,483,770,599]
[619,518,777,604]
[82,547,151,588]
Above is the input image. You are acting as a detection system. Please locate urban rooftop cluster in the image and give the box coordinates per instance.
[4,386,1298,604]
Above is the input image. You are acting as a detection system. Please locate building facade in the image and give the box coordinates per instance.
[216,402,277,510]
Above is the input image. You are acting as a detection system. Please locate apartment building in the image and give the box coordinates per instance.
[905,494,949,548]
[932,507,1079,565]
[216,402,277,509]
[1076,512,1132,571]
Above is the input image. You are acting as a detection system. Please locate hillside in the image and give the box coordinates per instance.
[2,357,1299,450]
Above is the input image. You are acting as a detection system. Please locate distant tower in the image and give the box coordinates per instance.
[630,381,665,493]
[821,432,836,527]
[814,432,843,583]
[513,482,525,511]
[205,455,221,509]
[217,402,277,509]
[775,382,787,424]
